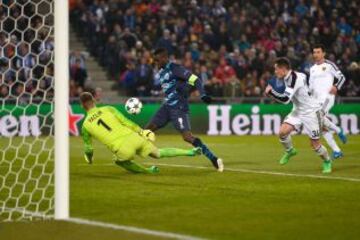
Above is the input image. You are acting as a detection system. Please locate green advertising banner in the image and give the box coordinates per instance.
[0,103,359,137]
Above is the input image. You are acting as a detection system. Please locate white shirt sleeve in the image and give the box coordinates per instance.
[329,64,346,90]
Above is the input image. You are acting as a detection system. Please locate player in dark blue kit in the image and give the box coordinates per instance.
[145,48,224,172]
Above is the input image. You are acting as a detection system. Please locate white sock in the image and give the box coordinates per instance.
[323,131,341,152]
[279,135,293,152]
[314,145,330,162]
[323,117,341,134]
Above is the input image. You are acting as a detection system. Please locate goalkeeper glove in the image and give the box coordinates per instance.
[140,129,156,142]
[84,152,93,164]
[201,95,212,104]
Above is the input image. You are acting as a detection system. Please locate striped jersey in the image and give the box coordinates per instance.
[269,70,322,115]
[155,62,205,110]
[309,59,346,104]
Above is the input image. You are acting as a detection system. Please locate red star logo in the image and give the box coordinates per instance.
[68,107,84,136]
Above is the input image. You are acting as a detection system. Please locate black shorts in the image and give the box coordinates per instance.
[149,104,191,132]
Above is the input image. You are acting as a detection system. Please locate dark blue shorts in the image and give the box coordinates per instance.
[149,104,191,132]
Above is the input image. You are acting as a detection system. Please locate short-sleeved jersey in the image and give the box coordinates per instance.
[309,60,346,103]
[155,62,204,110]
[82,106,141,154]
[270,70,322,115]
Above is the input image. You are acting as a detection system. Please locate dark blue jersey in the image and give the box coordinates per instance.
[155,62,205,110]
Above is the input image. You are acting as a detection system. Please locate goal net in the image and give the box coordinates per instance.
[0,0,56,221]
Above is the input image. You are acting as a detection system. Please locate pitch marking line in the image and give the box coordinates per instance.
[1,208,205,240]
[77,163,360,182]
[149,163,360,182]
[67,217,206,240]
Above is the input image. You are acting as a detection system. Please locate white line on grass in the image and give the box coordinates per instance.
[77,163,360,182]
[2,208,205,240]
[150,163,360,183]
[1,207,53,220]
[67,217,206,240]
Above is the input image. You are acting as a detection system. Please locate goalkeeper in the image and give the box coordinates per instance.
[80,92,201,174]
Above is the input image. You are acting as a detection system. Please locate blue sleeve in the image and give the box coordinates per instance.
[172,64,206,96]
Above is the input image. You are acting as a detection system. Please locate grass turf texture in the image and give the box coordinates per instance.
[1,135,360,239]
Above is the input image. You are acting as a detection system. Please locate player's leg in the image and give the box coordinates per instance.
[323,116,347,144]
[170,108,223,171]
[304,111,332,173]
[144,104,170,132]
[145,144,201,159]
[322,98,347,144]
[310,138,332,173]
[113,138,158,174]
[152,148,202,158]
[184,131,224,172]
[322,128,343,159]
[114,158,159,174]
[278,121,298,165]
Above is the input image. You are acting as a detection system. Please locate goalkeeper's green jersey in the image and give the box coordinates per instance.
[81,106,141,154]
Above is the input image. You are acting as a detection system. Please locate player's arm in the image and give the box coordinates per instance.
[82,126,94,164]
[172,64,212,103]
[329,64,346,91]
[266,76,298,104]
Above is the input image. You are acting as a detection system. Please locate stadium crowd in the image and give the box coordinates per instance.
[0,0,54,102]
[1,0,359,101]
[70,0,360,98]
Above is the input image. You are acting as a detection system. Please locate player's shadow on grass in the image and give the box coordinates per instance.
[73,169,212,181]
[332,164,360,172]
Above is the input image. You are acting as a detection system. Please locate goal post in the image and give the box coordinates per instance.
[54,0,69,219]
[0,0,69,221]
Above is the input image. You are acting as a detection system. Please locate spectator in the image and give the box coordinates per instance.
[70,59,88,88]
[134,56,153,96]
[69,0,359,98]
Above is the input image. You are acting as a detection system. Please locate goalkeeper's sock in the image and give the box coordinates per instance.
[115,160,151,174]
[159,148,198,158]
[192,138,218,162]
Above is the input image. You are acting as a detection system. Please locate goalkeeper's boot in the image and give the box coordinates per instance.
[279,148,297,165]
[148,166,160,174]
[337,129,347,144]
[191,147,202,156]
[322,160,332,174]
[332,151,343,159]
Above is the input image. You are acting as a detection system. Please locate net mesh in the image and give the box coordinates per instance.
[0,0,54,221]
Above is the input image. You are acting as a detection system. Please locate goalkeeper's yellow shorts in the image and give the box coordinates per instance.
[113,133,156,160]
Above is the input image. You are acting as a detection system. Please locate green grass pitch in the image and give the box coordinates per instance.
[1,135,360,239]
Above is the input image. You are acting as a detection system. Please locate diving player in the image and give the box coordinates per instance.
[80,92,201,174]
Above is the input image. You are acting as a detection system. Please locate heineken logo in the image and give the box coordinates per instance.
[207,105,360,135]
[0,115,41,137]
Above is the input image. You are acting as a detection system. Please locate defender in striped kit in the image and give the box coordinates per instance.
[266,57,333,173]
[309,44,347,159]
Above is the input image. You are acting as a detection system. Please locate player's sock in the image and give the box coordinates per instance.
[323,131,341,152]
[315,145,332,173]
[114,160,153,174]
[314,145,331,162]
[279,135,293,152]
[192,138,218,164]
[323,117,341,134]
[159,148,199,157]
